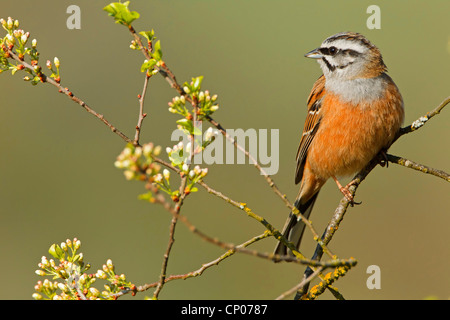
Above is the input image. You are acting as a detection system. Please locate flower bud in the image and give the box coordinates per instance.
[204,127,214,141]
[96,270,107,279]
[74,239,81,250]
[163,169,170,180]
[182,163,189,173]
[143,143,153,156]
[200,168,208,178]
[89,287,100,297]
[154,173,163,183]
[79,273,87,284]
[5,34,15,45]
[7,17,13,29]
[210,105,219,112]
[134,147,142,157]
[21,34,28,44]
[124,170,135,180]
[153,145,161,156]
[41,256,49,267]
[35,270,46,276]
[43,279,51,288]
[106,259,114,271]
[183,86,190,94]
[57,283,68,292]
[54,57,60,68]
[32,293,43,300]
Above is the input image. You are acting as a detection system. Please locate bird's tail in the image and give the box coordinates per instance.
[274,192,319,259]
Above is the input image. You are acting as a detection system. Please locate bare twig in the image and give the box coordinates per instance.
[275,267,324,300]
[146,184,353,268]
[397,95,450,138]
[134,73,151,145]
[152,168,190,299]
[387,154,450,182]
[7,48,135,145]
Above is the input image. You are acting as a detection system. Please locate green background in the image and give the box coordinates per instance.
[0,0,448,300]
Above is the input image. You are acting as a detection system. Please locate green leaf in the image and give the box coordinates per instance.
[140,59,156,72]
[176,118,193,131]
[176,119,201,136]
[103,1,140,26]
[192,76,203,91]
[152,40,162,60]
[139,30,155,42]
[138,192,153,201]
[48,244,64,261]
[169,152,184,165]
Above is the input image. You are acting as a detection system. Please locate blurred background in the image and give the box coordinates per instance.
[0,0,448,300]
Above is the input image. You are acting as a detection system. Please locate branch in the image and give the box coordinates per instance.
[387,154,450,182]
[275,267,323,300]
[146,184,353,268]
[134,73,151,145]
[296,95,450,299]
[396,95,450,139]
[7,48,135,145]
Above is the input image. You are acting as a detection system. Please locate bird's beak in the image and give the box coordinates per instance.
[304,48,323,59]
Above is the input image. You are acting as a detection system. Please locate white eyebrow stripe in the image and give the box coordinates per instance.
[321,39,368,53]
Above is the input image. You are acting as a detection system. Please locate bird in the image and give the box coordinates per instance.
[274,32,405,257]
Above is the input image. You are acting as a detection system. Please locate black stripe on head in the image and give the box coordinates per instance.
[322,57,335,72]
[343,49,361,57]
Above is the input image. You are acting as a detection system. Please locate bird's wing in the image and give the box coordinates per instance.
[295,75,326,184]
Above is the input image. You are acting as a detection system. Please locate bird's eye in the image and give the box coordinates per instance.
[329,46,337,55]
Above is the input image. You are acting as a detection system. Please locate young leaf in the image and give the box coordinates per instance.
[152,40,162,60]
[139,30,155,42]
[48,244,64,261]
[192,76,203,91]
[140,59,156,73]
[169,152,184,165]
[103,1,140,26]
[176,119,202,136]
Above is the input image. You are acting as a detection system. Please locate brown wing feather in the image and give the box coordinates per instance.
[295,75,326,184]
